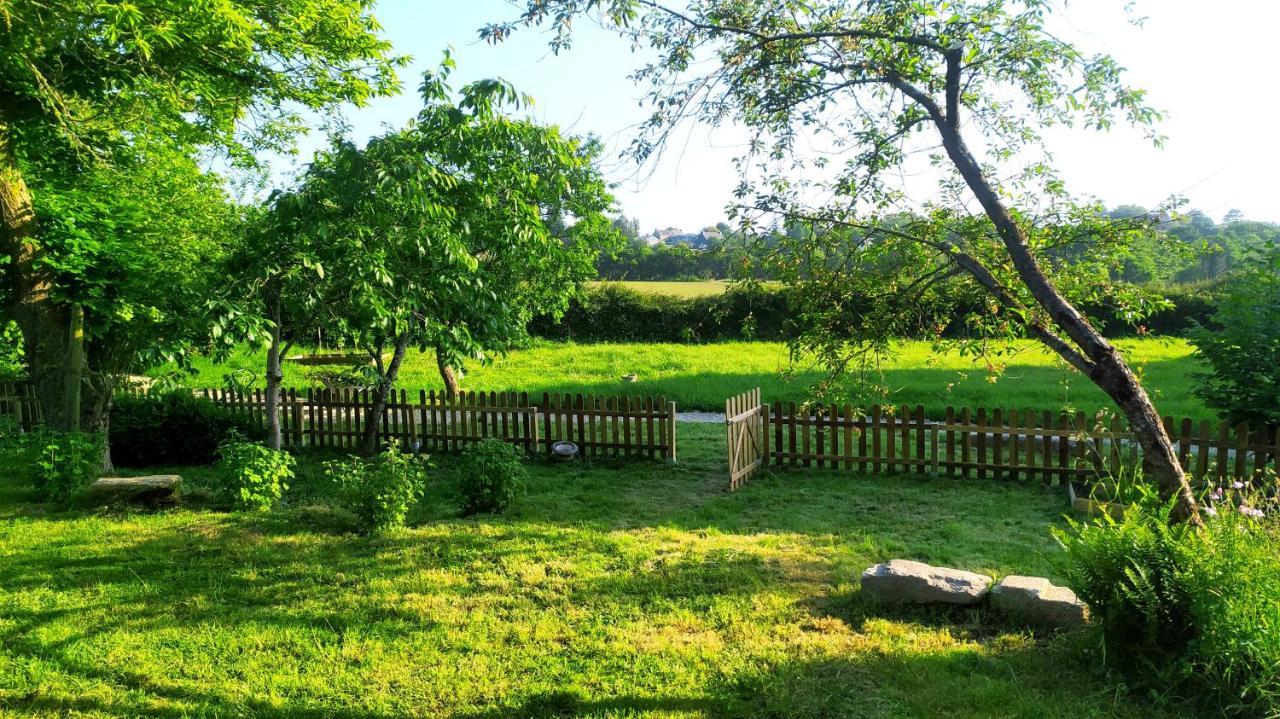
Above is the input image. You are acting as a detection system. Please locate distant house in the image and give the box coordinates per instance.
[647,227,682,245]
[663,229,721,251]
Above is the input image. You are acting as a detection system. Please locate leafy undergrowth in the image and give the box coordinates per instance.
[0,424,1183,718]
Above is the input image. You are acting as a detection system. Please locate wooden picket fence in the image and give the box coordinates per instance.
[0,382,41,430]
[539,393,677,460]
[201,387,675,459]
[204,388,542,454]
[727,394,1280,489]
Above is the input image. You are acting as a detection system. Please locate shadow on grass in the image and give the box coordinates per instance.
[0,415,1139,718]
[0,594,1121,719]
[0,487,1164,718]
[443,637,1129,719]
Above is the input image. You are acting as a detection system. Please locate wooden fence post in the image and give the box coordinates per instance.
[668,400,678,463]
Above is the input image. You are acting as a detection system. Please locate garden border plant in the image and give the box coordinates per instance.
[215,432,296,511]
[1056,482,1280,715]
[323,439,430,532]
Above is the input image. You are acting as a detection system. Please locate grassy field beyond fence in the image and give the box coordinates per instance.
[588,280,732,298]
[161,338,1212,421]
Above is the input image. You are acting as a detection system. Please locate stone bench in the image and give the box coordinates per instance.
[85,475,181,507]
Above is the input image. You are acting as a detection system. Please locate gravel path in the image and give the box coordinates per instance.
[676,411,724,423]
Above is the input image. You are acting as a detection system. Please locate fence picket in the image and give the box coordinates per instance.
[1057,412,1070,485]
[914,405,926,475]
[643,396,653,460]
[944,406,955,477]
[991,409,1004,480]
[1043,411,1057,484]
[1234,422,1250,480]
[975,408,987,481]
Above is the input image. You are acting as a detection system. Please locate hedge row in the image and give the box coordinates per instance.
[529,284,793,342]
[111,390,265,467]
[530,283,1220,343]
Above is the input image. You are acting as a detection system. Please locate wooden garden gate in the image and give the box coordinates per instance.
[726,388,766,490]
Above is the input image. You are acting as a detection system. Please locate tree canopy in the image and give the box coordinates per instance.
[1,0,406,432]
[233,56,619,449]
[486,0,1203,521]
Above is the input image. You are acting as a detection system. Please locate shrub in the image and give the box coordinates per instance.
[456,439,527,515]
[1189,248,1280,428]
[111,390,265,467]
[324,440,428,532]
[1056,493,1280,715]
[0,321,25,382]
[216,435,295,510]
[30,429,104,503]
[0,426,104,503]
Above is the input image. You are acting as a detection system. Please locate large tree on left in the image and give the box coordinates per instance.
[0,0,404,431]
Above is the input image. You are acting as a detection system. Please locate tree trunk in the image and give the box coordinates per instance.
[66,304,85,431]
[2,135,78,431]
[436,347,460,398]
[360,331,410,454]
[83,373,115,474]
[934,118,1201,525]
[264,321,284,451]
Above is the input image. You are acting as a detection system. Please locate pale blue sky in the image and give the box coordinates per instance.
[282,0,1280,232]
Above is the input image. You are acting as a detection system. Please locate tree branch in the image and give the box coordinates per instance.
[739,204,1099,375]
[888,76,946,126]
[944,45,962,128]
[635,0,947,52]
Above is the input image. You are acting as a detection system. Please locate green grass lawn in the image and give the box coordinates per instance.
[0,424,1183,718]
[164,337,1212,421]
[588,280,731,298]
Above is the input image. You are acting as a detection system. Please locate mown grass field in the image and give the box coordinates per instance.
[164,338,1212,421]
[588,280,730,298]
[0,424,1184,718]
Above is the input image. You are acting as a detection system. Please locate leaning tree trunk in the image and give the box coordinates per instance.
[360,331,411,454]
[264,320,284,451]
[935,117,1201,526]
[436,346,460,398]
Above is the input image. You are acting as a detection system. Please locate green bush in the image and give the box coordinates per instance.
[324,440,428,532]
[216,435,295,510]
[529,283,793,343]
[0,426,104,503]
[111,390,265,467]
[0,321,25,382]
[1056,494,1280,715]
[1189,249,1280,428]
[456,439,527,516]
[29,429,104,503]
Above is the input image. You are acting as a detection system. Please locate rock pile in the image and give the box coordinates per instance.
[860,559,1087,629]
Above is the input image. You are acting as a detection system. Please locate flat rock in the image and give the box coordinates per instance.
[861,559,991,606]
[85,475,181,507]
[990,575,1088,628]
